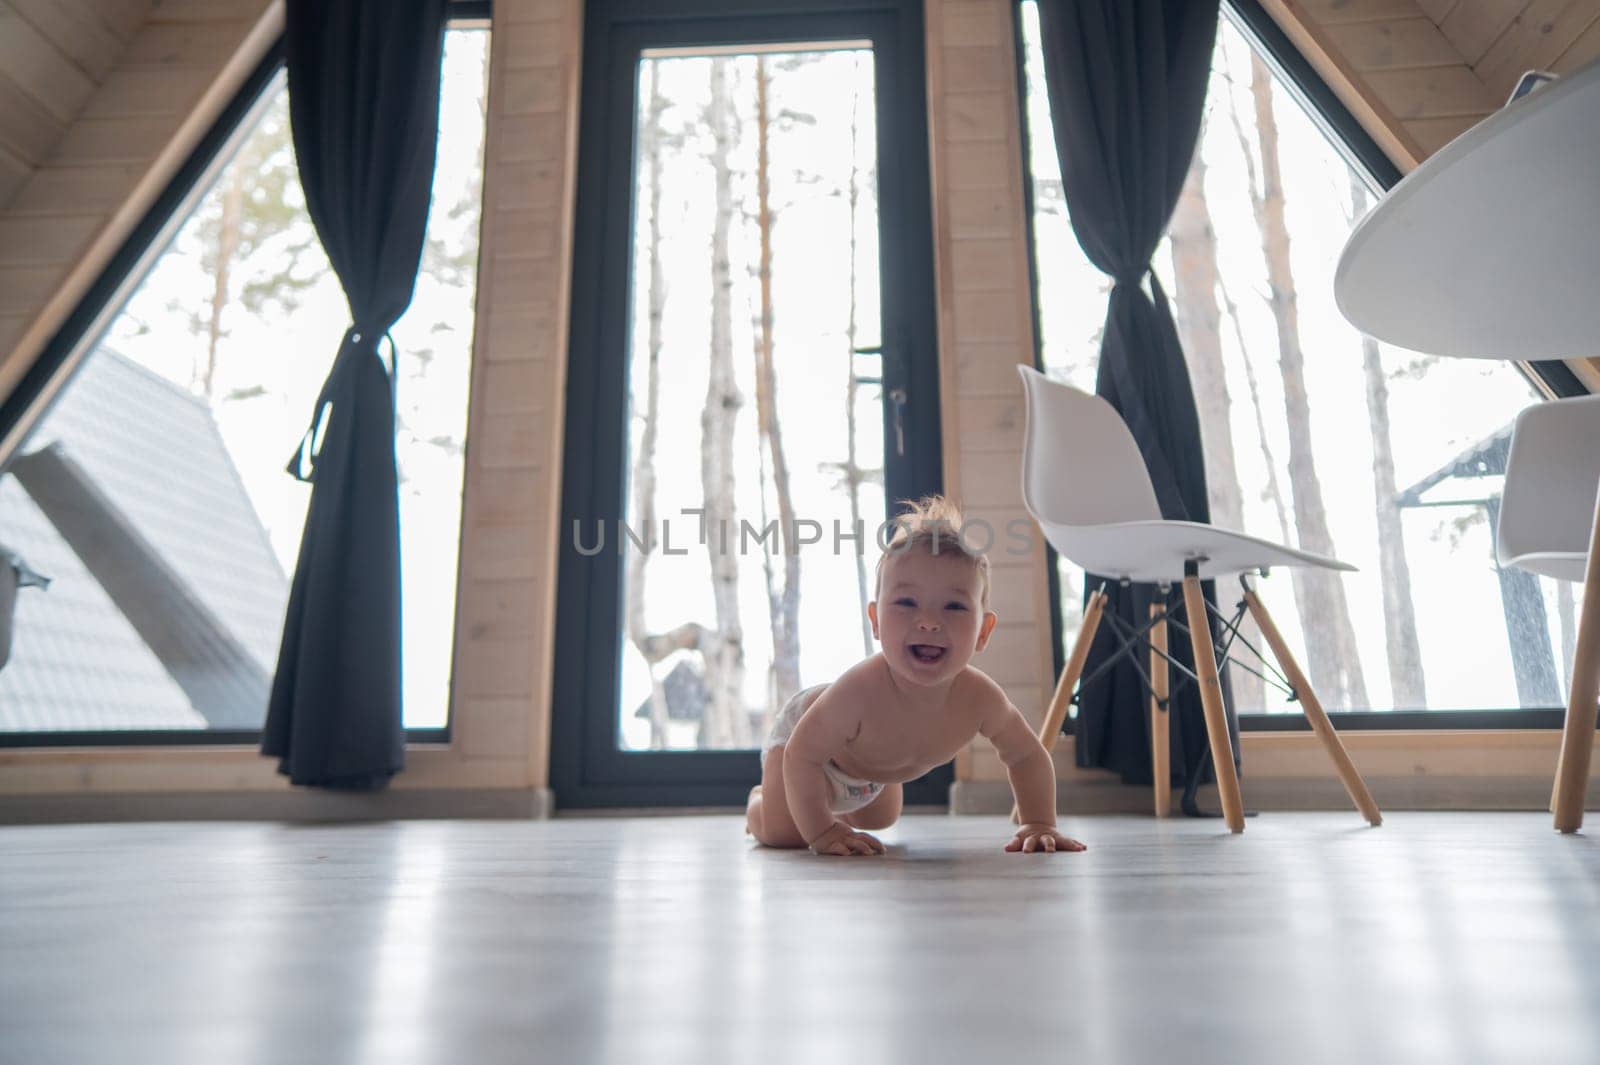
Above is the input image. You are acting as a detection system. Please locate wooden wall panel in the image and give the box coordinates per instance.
[1437,0,1531,63]
[926,0,1061,787]
[1302,0,1426,21]
[1263,0,1600,171]
[0,2,270,417]
[97,0,153,39]
[0,139,27,205]
[0,265,57,315]
[1363,64,1499,115]
[1259,0,1433,169]
[0,1,274,215]
[1474,2,1600,100]
[0,0,150,188]
[0,72,65,166]
[1322,16,1466,68]
[9,0,128,82]
[445,0,580,792]
[0,313,24,354]
[3,160,146,213]
[0,5,98,126]
[119,23,250,69]
[1417,0,1600,103]
[83,66,223,118]
[1403,111,1488,151]
[1547,5,1600,68]
[0,215,101,265]
[146,0,265,22]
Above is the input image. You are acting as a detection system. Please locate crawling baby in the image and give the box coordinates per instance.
[745,495,1086,857]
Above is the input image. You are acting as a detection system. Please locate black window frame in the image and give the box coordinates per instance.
[550,0,948,809]
[1013,0,1591,735]
[0,2,494,749]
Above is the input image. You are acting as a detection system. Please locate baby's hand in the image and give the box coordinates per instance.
[1005,823,1087,854]
[809,822,886,856]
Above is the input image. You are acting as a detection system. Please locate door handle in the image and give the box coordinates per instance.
[889,387,906,457]
[853,344,905,457]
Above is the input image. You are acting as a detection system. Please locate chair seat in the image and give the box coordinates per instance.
[1034,518,1355,583]
[1500,550,1588,584]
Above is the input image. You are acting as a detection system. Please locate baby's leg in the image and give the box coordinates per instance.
[843,782,902,831]
[747,744,808,848]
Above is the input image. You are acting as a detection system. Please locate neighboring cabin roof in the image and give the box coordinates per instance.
[632,658,710,722]
[1395,425,1513,508]
[0,349,288,732]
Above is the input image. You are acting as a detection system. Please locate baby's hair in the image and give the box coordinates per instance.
[874,495,992,611]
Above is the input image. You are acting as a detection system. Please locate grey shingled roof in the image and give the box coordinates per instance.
[0,349,289,731]
[632,658,710,721]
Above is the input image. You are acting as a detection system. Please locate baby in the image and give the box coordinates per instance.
[745,495,1086,857]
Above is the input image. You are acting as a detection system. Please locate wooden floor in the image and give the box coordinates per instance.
[4,812,1599,1064]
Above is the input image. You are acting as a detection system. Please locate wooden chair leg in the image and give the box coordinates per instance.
[1552,495,1600,833]
[1242,585,1382,827]
[1150,598,1171,818]
[1550,746,1564,815]
[1182,574,1245,833]
[1012,588,1107,823]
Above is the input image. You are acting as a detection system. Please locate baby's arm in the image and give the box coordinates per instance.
[783,688,883,856]
[975,675,1086,853]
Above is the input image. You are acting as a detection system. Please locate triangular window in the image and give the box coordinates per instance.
[0,29,489,738]
[1020,2,1566,716]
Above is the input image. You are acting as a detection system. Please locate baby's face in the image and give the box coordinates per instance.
[869,547,997,687]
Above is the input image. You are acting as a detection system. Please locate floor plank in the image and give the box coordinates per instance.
[2,813,1598,1064]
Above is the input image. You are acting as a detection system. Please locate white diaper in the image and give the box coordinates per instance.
[762,684,885,814]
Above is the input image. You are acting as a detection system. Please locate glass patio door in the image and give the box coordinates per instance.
[553,0,944,807]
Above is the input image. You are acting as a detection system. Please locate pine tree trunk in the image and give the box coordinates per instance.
[1221,280,1292,545]
[202,165,247,400]
[625,63,675,748]
[702,58,749,748]
[1349,178,1427,709]
[1169,158,1243,532]
[845,56,873,656]
[1167,153,1263,709]
[1222,278,1305,706]
[1246,54,1369,708]
[751,57,802,717]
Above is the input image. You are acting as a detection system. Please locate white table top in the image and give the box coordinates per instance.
[1334,59,1600,361]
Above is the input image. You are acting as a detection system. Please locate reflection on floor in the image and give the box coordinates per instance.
[4,813,1598,1064]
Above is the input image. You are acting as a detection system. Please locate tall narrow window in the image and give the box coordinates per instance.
[0,28,490,736]
[619,48,886,752]
[1019,3,1561,717]
[553,0,944,807]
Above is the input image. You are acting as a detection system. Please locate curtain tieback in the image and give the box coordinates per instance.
[286,325,396,483]
[1110,269,1180,315]
[1111,265,1151,288]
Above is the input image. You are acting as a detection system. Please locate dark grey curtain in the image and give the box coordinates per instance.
[261,0,448,788]
[1034,0,1238,786]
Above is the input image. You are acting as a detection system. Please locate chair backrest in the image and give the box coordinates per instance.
[1017,365,1162,526]
[1498,393,1600,566]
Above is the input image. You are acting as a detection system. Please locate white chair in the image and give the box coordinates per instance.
[1017,365,1382,831]
[1497,394,1600,827]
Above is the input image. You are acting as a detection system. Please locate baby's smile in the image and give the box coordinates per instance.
[908,643,946,664]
